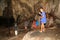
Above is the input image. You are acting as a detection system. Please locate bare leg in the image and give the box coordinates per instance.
[40,23,45,32]
[42,23,45,32]
[40,23,43,32]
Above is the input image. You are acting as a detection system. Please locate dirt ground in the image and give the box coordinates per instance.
[0,26,60,40]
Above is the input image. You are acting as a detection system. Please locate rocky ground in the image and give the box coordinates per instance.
[0,26,60,40]
[22,26,60,40]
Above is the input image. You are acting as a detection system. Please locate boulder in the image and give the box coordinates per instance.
[22,31,56,40]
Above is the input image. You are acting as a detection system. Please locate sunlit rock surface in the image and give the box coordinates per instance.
[22,29,60,40]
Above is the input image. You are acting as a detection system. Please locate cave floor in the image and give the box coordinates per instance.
[0,26,60,40]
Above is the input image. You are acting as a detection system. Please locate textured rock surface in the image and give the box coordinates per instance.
[0,0,60,24]
[22,28,60,40]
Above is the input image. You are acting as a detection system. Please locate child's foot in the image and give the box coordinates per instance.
[39,31,42,33]
[42,29,45,32]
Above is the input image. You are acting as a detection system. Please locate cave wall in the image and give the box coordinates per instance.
[11,0,40,21]
[11,0,60,24]
[0,0,7,16]
[0,0,60,24]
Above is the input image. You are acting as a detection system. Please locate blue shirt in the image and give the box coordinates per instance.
[40,12,47,23]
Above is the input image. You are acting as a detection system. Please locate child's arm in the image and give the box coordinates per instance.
[40,16,43,18]
[40,12,45,18]
[38,12,43,18]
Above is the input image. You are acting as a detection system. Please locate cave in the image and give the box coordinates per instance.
[0,0,60,40]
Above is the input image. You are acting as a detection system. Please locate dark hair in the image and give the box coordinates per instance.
[38,13,41,16]
[38,7,43,12]
[40,7,43,9]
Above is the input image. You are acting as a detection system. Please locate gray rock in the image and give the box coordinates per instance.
[22,31,56,40]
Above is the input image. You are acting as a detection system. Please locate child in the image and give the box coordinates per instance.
[31,20,36,29]
[39,7,47,32]
[31,19,39,30]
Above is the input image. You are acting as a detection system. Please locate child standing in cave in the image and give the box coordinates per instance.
[39,7,47,32]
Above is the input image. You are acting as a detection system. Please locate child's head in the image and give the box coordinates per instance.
[40,7,44,12]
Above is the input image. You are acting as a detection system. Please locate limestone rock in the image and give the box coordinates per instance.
[0,0,60,24]
[22,31,56,40]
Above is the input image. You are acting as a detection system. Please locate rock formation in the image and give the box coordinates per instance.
[22,31,57,40]
[0,0,60,26]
